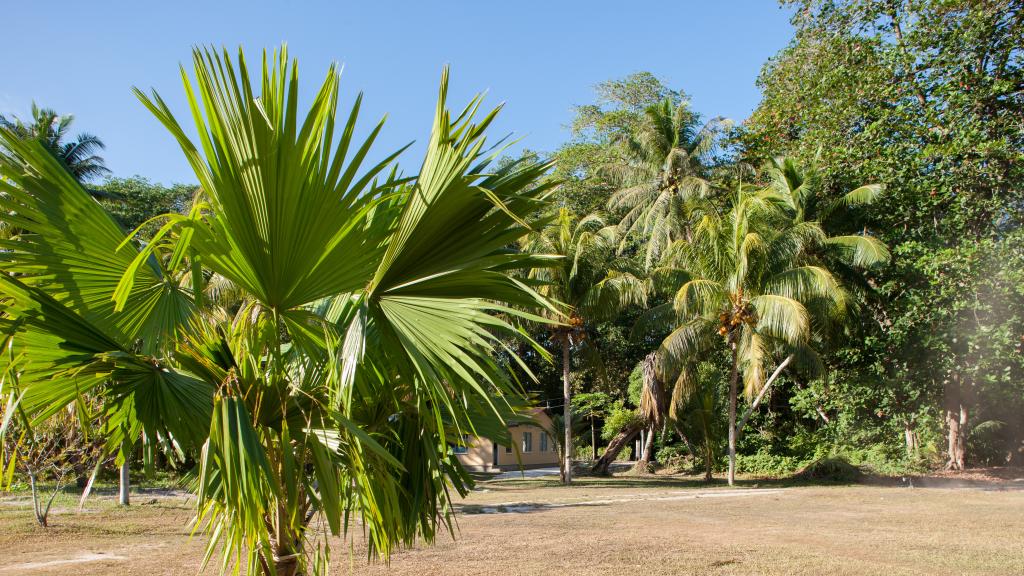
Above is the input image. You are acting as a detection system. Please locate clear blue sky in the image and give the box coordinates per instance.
[2,1,795,185]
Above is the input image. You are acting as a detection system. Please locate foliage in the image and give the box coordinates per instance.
[97,176,196,238]
[0,46,559,576]
[741,0,1024,468]
[601,402,642,441]
[0,103,109,183]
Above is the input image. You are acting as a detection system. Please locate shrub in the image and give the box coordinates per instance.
[794,456,862,483]
[734,451,803,476]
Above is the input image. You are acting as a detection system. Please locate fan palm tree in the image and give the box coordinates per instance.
[521,208,645,483]
[0,103,110,183]
[0,47,559,576]
[606,97,732,268]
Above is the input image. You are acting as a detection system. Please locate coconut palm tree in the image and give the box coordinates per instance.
[0,103,109,183]
[0,47,559,576]
[521,208,645,483]
[650,182,853,486]
[606,97,732,268]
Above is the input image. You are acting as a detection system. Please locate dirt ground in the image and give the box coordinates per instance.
[1,473,1023,576]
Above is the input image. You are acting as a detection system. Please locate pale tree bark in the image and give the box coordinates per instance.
[118,460,130,506]
[590,418,597,461]
[727,340,739,486]
[637,423,656,470]
[562,336,572,484]
[904,421,919,454]
[945,375,968,471]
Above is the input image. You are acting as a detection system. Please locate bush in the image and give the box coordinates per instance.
[734,451,803,476]
[615,446,633,462]
[655,445,685,466]
[794,456,862,483]
[601,404,642,441]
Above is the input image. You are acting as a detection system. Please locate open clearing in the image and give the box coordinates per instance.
[1,474,1023,576]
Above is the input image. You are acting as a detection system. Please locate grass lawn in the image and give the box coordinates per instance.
[1,473,1022,575]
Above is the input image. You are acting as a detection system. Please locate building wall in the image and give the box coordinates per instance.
[454,411,560,471]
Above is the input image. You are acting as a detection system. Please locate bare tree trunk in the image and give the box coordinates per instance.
[591,417,597,461]
[637,423,656,470]
[562,336,572,485]
[591,423,642,476]
[945,376,967,471]
[119,460,130,506]
[727,340,739,486]
[904,420,918,454]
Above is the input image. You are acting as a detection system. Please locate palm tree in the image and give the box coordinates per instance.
[606,97,732,268]
[0,103,109,182]
[521,208,645,483]
[651,182,852,486]
[0,47,559,576]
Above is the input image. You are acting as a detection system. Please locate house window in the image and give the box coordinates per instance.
[540,431,549,452]
[453,434,470,454]
[522,431,533,453]
[505,443,512,453]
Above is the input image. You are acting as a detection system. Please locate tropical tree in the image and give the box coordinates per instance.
[651,182,860,485]
[570,391,612,460]
[521,208,645,483]
[0,103,109,183]
[606,97,732,268]
[0,47,559,576]
[675,362,725,482]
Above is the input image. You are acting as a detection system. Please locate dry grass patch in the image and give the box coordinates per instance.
[1,475,1022,575]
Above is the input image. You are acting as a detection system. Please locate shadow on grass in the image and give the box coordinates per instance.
[479,472,863,491]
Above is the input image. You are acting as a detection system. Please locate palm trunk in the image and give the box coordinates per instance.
[591,417,597,461]
[562,336,572,485]
[704,442,714,482]
[591,422,642,476]
[119,460,130,506]
[727,339,739,486]
[638,423,656,470]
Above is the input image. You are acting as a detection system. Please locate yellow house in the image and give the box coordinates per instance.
[454,409,559,471]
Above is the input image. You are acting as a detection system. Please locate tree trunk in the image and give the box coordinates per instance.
[591,423,642,476]
[562,336,572,485]
[637,423,656,470]
[119,460,130,506]
[591,417,597,461]
[727,340,739,486]
[704,444,714,482]
[904,420,919,455]
[945,376,967,471]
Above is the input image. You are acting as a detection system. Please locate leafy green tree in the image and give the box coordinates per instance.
[553,72,679,216]
[0,48,559,576]
[96,176,196,238]
[742,0,1024,468]
[571,391,613,459]
[521,208,645,483]
[0,103,109,183]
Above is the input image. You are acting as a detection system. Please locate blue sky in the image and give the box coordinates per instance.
[2,1,795,185]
